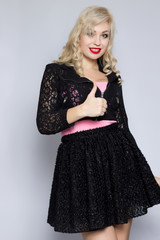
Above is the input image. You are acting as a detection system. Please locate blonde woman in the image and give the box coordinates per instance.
[36,6,160,240]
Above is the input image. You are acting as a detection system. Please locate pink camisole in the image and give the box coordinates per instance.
[61,82,117,136]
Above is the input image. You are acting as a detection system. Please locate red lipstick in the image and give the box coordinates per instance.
[89,48,101,54]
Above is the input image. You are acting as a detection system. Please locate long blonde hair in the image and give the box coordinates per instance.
[54,6,123,84]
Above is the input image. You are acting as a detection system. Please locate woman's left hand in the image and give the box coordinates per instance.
[154,176,160,187]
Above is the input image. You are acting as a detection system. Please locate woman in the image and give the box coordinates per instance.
[36,6,160,240]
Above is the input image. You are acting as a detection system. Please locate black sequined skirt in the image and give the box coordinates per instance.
[47,122,160,233]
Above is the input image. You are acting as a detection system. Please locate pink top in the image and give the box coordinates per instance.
[61,82,117,136]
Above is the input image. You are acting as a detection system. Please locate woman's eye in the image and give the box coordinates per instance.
[87,32,94,37]
[86,32,109,38]
[102,34,109,38]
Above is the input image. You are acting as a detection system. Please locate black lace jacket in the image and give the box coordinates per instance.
[36,61,136,144]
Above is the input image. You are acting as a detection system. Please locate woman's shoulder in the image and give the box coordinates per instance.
[43,62,75,82]
[45,62,62,70]
[45,62,72,70]
[43,62,66,76]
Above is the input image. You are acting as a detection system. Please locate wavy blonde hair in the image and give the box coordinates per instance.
[54,6,123,84]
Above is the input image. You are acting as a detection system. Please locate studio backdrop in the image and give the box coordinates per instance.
[1,0,160,239]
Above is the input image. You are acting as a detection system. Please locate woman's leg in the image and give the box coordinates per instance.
[81,225,118,240]
[114,218,133,240]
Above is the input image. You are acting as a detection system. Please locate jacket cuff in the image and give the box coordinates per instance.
[61,108,75,129]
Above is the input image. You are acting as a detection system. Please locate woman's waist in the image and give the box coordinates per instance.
[61,119,117,136]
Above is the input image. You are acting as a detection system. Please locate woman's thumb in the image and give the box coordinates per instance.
[89,82,97,97]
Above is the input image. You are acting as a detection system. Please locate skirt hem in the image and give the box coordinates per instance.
[47,199,160,233]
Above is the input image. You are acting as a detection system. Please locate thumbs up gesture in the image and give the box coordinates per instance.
[82,82,108,117]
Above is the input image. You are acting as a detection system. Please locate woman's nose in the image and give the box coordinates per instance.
[93,35,101,45]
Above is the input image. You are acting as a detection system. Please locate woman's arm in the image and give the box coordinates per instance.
[116,83,138,145]
[36,64,85,135]
[116,83,130,130]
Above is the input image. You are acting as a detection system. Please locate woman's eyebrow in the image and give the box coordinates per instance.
[93,30,109,33]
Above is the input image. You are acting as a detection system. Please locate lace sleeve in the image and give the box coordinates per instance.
[116,83,138,145]
[116,83,130,131]
[36,64,74,135]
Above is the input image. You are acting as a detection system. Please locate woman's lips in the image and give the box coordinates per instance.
[89,48,101,54]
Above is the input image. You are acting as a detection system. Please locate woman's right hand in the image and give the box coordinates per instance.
[81,82,108,117]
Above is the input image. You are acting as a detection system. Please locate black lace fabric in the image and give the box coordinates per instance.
[47,123,160,233]
[36,63,133,136]
[115,84,138,146]
[36,64,74,134]
[36,64,160,233]
[116,84,129,131]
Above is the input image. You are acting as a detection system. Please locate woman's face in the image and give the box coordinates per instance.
[79,21,110,61]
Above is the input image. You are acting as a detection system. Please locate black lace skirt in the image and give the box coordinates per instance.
[47,122,160,233]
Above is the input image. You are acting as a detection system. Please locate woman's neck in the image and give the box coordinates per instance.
[82,57,99,71]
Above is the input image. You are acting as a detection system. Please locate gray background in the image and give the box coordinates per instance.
[1,0,160,239]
